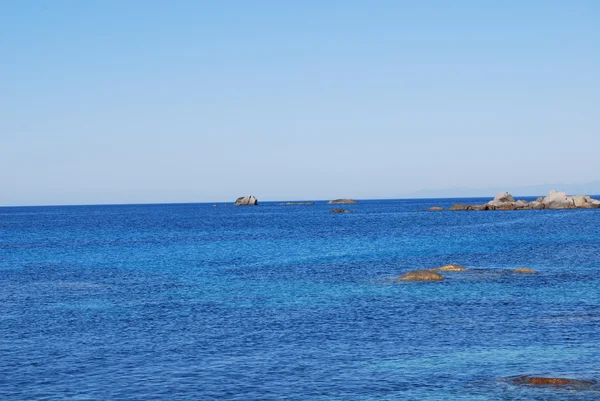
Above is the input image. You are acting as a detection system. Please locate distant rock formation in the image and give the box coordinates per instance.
[234,196,258,206]
[396,270,444,281]
[328,199,357,205]
[431,190,600,211]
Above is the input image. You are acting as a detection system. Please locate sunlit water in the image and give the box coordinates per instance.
[1,199,599,400]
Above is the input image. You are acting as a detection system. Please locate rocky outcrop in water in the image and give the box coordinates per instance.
[431,264,468,272]
[234,196,258,206]
[328,199,357,205]
[432,190,600,211]
[396,270,444,281]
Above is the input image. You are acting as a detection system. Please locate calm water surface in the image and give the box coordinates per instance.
[1,199,599,400]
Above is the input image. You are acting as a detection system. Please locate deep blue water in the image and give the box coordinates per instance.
[1,198,600,400]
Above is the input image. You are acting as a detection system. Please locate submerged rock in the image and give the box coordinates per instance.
[397,270,444,281]
[511,376,595,387]
[428,206,444,211]
[431,264,468,272]
[330,208,354,213]
[513,268,536,274]
[328,198,358,205]
[234,195,258,206]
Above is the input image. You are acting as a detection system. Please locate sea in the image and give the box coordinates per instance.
[1,198,599,400]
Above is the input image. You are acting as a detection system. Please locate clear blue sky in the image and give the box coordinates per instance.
[1,1,599,205]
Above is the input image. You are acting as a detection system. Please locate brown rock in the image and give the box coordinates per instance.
[496,203,514,211]
[514,268,536,274]
[512,376,594,386]
[428,206,444,211]
[580,202,599,209]
[450,204,470,211]
[431,264,468,272]
[396,270,444,281]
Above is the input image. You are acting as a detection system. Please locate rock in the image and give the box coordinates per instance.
[450,204,470,211]
[511,376,594,387]
[572,195,591,208]
[529,201,545,210]
[431,264,468,272]
[496,203,515,211]
[543,190,575,209]
[234,195,258,206]
[428,206,444,211]
[328,199,357,204]
[397,270,444,281]
[471,204,488,211]
[589,198,600,206]
[330,208,354,213]
[580,202,599,209]
[514,200,529,208]
[514,268,536,274]
[487,200,513,208]
[493,192,515,203]
[535,197,544,202]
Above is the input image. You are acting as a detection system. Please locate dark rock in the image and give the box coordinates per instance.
[234,196,258,206]
[330,208,354,213]
[397,270,444,281]
[328,198,358,205]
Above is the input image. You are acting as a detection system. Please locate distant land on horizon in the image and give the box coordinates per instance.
[3,181,600,207]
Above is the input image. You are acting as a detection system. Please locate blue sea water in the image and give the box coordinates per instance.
[1,198,600,400]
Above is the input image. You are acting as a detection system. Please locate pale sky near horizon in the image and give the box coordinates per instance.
[1,1,599,206]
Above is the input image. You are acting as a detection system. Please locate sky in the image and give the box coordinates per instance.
[1,1,599,205]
